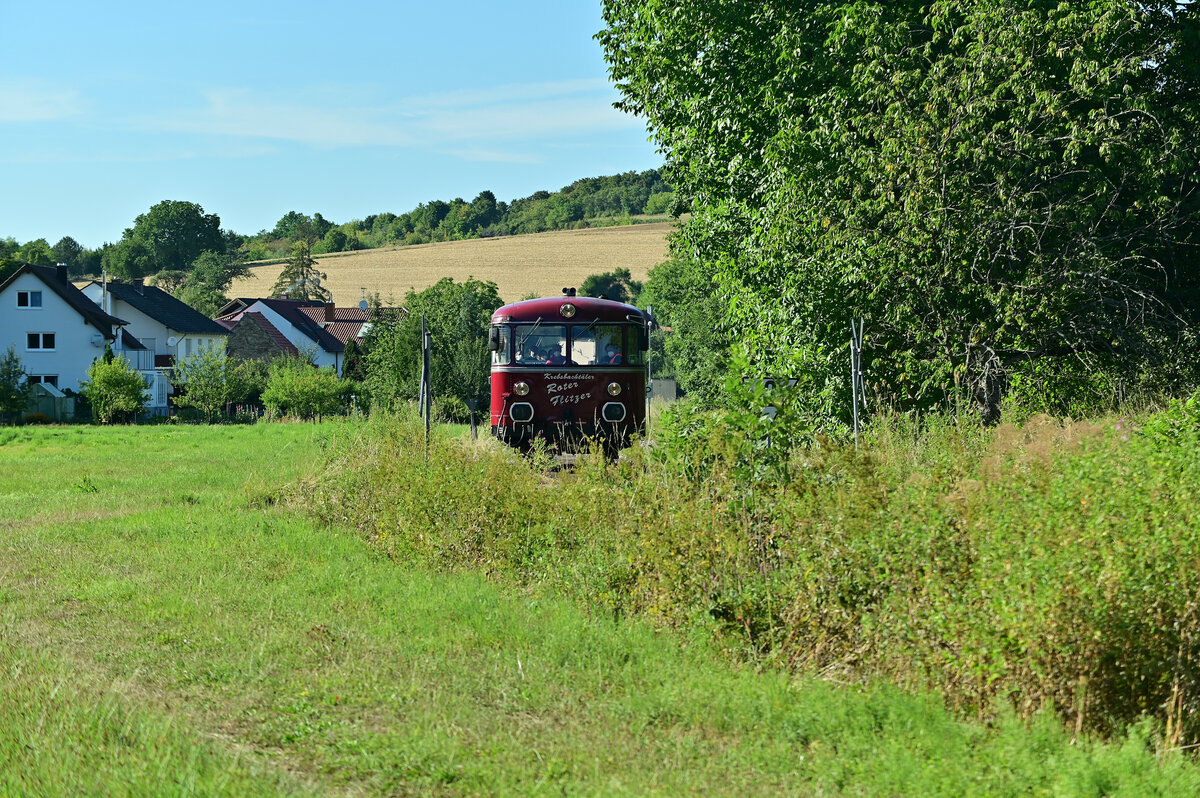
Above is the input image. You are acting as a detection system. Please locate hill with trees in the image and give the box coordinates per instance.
[237,169,672,261]
[0,169,672,317]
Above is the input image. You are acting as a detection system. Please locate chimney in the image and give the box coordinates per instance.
[56,265,68,284]
[132,278,144,295]
[324,302,335,322]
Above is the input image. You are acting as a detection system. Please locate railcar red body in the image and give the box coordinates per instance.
[489,289,648,453]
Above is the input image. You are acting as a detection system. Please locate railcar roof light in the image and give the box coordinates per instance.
[560,303,577,318]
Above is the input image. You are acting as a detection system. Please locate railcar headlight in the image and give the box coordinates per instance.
[513,381,531,397]
[607,382,622,397]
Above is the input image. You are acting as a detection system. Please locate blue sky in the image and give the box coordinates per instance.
[0,1,661,249]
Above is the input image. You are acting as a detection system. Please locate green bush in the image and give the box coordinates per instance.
[172,346,258,421]
[81,355,149,423]
[260,356,348,420]
[0,345,32,424]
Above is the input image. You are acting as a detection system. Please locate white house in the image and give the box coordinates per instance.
[82,278,229,411]
[0,264,127,395]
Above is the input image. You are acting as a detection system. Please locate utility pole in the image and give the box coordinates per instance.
[850,318,866,447]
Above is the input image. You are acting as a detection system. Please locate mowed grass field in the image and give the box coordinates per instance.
[231,222,672,306]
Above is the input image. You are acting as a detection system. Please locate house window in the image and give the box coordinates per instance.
[28,375,58,388]
[17,290,42,308]
[26,332,56,351]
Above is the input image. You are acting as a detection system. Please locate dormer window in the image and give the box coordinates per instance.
[17,290,42,308]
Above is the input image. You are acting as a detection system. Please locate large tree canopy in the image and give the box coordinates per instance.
[103,200,226,279]
[600,1,1200,420]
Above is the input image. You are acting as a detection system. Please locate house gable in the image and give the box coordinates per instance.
[226,312,299,362]
[0,264,128,393]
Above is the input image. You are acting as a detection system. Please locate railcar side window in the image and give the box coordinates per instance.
[624,326,647,366]
[491,326,511,365]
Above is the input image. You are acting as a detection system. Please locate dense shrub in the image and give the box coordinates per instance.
[294,402,1200,746]
[81,355,149,423]
[0,345,32,424]
[261,357,348,420]
[172,347,258,421]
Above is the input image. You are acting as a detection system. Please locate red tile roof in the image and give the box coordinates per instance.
[323,320,366,345]
[297,306,369,324]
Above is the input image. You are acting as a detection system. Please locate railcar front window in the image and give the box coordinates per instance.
[514,324,568,365]
[572,324,627,365]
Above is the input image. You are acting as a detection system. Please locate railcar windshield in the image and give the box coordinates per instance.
[494,320,647,367]
[572,324,627,366]
[514,323,569,365]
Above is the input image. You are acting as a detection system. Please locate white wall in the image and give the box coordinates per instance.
[246,301,341,373]
[0,272,113,392]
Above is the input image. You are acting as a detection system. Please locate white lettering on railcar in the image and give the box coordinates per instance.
[549,392,592,407]
[544,372,595,381]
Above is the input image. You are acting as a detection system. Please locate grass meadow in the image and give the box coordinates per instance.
[1,420,1198,795]
[229,222,671,307]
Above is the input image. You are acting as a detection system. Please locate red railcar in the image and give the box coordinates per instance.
[488,288,648,453]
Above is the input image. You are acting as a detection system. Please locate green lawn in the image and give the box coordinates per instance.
[0,423,1195,795]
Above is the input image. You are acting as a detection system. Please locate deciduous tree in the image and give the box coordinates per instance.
[363,277,501,418]
[171,251,251,316]
[172,345,256,421]
[51,236,84,274]
[600,1,1200,421]
[17,238,53,267]
[261,355,347,419]
[103,200,225,279]
[580,267,643,305]
[638,258,728,403]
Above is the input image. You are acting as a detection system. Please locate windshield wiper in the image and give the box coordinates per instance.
[516,317,544,352]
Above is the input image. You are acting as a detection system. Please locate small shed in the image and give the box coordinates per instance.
[649,378,679,403]
[27,382,75,422]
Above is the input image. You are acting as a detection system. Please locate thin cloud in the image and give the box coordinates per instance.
[402,79,613,111]
[131,80,636,150]
[436,147,544,164]
[0,80,83,122]
[141,88,417,147]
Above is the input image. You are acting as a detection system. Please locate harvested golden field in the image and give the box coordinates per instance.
[232,222,672,305]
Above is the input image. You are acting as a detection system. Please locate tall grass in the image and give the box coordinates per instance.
[4,421,1199,793]
[298,402,1200,747]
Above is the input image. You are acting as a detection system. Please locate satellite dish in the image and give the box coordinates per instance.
[90,333,105,347]
[167,336,178,347]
